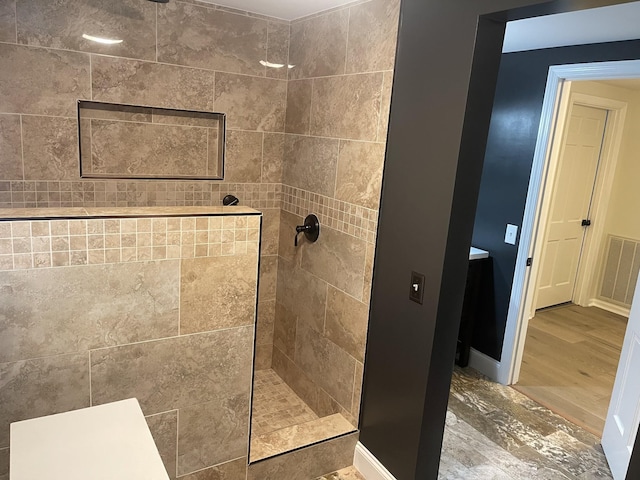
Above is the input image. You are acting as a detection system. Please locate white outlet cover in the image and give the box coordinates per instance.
[505,224,518,245]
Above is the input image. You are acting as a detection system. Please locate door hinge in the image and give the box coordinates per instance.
[526,257,533,267]
[581,219,592,227]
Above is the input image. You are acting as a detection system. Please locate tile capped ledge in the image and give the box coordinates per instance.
[0,206,261,220]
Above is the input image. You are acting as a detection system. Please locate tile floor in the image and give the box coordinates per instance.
[251,369,319,437]
[257,366,613,479]
[250,369,355,462]
[443,367,613,479]
[316,466,365,480]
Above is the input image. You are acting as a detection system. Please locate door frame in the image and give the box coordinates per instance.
[497,59,640,386]
[528,92,628,318]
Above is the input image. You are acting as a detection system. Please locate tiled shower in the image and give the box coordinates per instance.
[0,0,400,478]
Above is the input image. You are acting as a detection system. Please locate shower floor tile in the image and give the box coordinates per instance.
[251,369,318,437]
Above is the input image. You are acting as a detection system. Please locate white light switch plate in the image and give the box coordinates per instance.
[505,224,518,245]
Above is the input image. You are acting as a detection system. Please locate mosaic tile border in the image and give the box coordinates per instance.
[0,181,282,210]
[0,181,377,244]
[0,215,260,271]
[281,185,378,245]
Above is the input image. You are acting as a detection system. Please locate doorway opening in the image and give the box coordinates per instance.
[511,79,638,436]
[449,60,640,480]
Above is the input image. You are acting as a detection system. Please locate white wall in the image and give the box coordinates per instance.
[570,81,640,239]
[569,80,640,307]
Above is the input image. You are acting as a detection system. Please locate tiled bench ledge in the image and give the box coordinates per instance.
[0,205,260,220]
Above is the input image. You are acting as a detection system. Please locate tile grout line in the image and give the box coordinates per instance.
[13,0,17,44]
[19,114,25,186]
[344,7,351,76]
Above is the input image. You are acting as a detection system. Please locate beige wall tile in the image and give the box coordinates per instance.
[271,346,340,418]
[0,0,15,43]
[294,324,355,409]
[378,71,393,142]
[362,243,376,305]
[273,301,297,358]
[335,140,385,210]
[224,130,262,183]
[261,133,284,183]
[266,22,290,80]
[180,253,258,334]
[258,255,277,302]
[278,210,304,265]
[215,73,286,132]
[256,299,275,345]
[277,257,327,333]
[177,395,250,475]
[301,226,366,300]
[89,120,209,178]
[0,448,7,480]
[260,208,280,256]
[90,326,253,414]
[0,261,180,363]
[352,361,364,424]
[271,348,321,414]
[310,73,383,141]
[246,431,357,480]
[158,2,267,76]
[346,0,400,74]
[178,457,247,480]
[0,353,90,447]
[92,55,214,112]
[0,44,90,117]
[147,410,178,480]
[21,116,77,181]
[254,343,273,370]
[285,80,312,135]
[325,286,369,362]
[0,115,23,180]
[283,135,339,197]
[17,0,156,61]
[289,10,348,80]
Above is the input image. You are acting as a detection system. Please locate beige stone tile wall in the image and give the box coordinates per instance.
[0,213,259,479]
[272,0,400,430]
[0,2,287,187]
[0,0,399,473]
[0,0,287,380]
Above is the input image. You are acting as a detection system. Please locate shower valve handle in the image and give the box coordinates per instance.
[294,214,320,247]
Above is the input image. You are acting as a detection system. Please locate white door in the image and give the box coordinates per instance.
[602,280,640,479]
[535,104,608,309]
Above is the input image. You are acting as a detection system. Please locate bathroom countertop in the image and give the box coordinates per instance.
[0,205,260,220]
[470,247,489,260]
[10,398,169,480]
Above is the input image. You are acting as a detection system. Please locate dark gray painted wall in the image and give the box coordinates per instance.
[472,40,640,360]
[359,0,640,479]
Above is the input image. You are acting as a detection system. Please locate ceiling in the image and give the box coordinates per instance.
[503,1,640,53]
[204,0,640,51]
[198,0,356,20]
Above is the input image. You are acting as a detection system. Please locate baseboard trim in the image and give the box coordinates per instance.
[589,298,630,318]
[353,442,397,480]
[468,348,501,382]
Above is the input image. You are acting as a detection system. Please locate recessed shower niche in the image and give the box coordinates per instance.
[78,101,225,180]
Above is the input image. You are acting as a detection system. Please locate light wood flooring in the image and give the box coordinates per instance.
[514,304,627,436]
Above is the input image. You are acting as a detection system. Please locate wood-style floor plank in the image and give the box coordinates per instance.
[514,304,627,436]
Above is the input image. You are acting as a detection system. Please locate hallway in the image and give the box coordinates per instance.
[515,305,627,435]
[442,368,612,479]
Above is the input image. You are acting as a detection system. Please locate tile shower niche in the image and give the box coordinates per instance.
[78,101,225,180]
